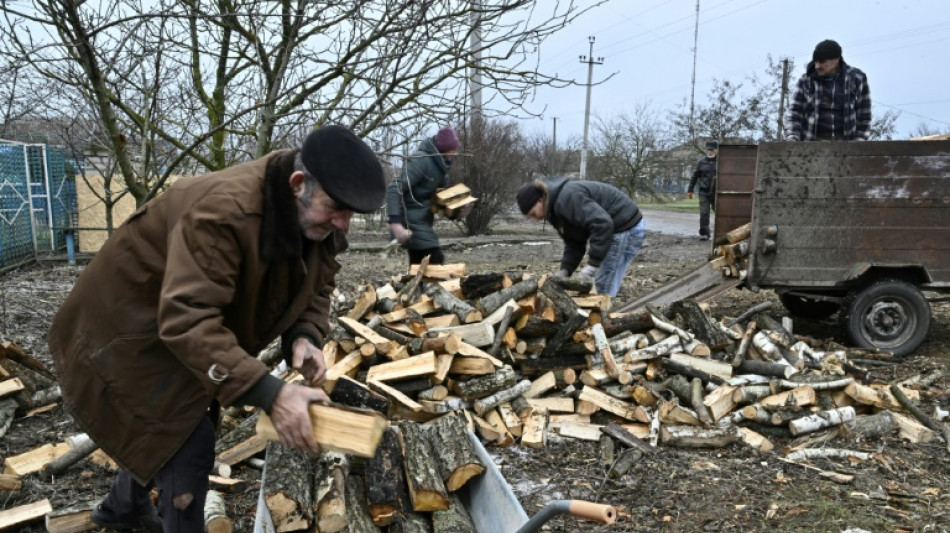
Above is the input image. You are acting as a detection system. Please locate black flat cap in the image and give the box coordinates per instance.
[813,39,842,62]
[300,125,385,213]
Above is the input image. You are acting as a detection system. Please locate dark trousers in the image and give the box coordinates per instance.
[698,193,713,237]
[102,415,215,532]
[408,247,445,265]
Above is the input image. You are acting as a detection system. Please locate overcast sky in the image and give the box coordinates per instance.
[520,0,949,142]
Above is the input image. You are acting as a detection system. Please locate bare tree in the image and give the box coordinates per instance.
[522,130,580,178]
[591,104,671,198]
[0,0,609,218]
[452,116,529,236]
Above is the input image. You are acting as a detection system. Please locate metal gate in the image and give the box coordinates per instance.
[0,141,77,269]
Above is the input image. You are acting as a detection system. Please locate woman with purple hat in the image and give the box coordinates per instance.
[386,126,467,265]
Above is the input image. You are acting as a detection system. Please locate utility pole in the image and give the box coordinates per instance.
[688,0,700,139]
[552,117,558,150]
[470,0,483,117]
[777,58,790,140]
[579,36,603,180]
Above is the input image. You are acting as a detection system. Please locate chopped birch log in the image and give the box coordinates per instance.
[426,284,482,324]
[476,279,539,316]
[43,502,96,533]
[577,386,640,421]
[784,448,873,462]
[841,411,899,441]
[890,383,950,450]
[660,425,741,448]
[608,449,642,479]
[399,421,450,511]
[473,380,532,416]
[690,378,714,426]
[343,476,381,532]
[204,490,233,533]
[788,406,856,436]
[262,443,313,532]
[367,380,423,413]
[453,366,517,400]
[366,352,438,383]
[426,413,486,491]
[315,452,349,533]
[521,410,549,448]
[759,386,816,409]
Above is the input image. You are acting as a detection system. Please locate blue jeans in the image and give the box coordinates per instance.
[595,219,647,297]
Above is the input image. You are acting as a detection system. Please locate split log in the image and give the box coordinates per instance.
[518,352,589,375]
[0,473,21,491]
[256,403,387,458]
[497,403,524,437]
[523,371,557,399]
[514,316,561,337]
[690,378,714,426]
[418,385,449,402]
[788,406,856,436]
[338,317,395,355]
[262,443,313,532]
[661,357,726,386]
[473,380,531,416]
[432,493,477,533]
[387,510,432,533]
[521,410,549,448]
[658,400,701,426]
[215,413,266,466]
[324,351,363,392]
[702,384,738,422]
[890,383,950,449]
[428,322,494,348]
[577,386,641,421]
[315,452,349,533]
[0,499,53,530]
[346,285,378,321]
[425,284,482,324]
[527,397,575,414]
[204,490,233,533]
[539,312,588,358]
[408,334,461,356]
[400,256,430,305]
[365,427,407,527]
[511,396,534,418]
[759,386,816,409]
[845,382,915,410]
[3,442,70,476]
[558,421,605,441]
[590,323,620,378]
[713,222,751,246]
[427,413,486,491]
[671,300,730,350]
[399,421,450,511]
[44,502,95,533]
[329,375,390,414]
[344,476,381,532]
[449,356,495,375]
[366,352,437,383]
[660,425,741,448]
[367,380,423,413]
[419,397,469,415]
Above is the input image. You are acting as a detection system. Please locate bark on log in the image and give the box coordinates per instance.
[488,306,515,358]
[890,383,950,449]
[661,358,726,386]
[515,316,561,337]
[549,276,594,293]
[476,279,538,316]
[343,475,381,532]
[315,452,349,533]
[204,490,232,533]
[841,411,899,441]
[788,406,856,436]
[329,375,390,414]
[519,353,589,375]
[262,443,313,532]
[540,312,588,358]
[431,492,477,533]
[387,511,433,533]
[602,423,656,454]
[453,366,517,401]
[473,380,532,416]
[426,284,482,324]
[460,273,506,300]
[427,414,485,491]
[608,449,643,479]
[365,427,407,527]
[399,256,430,305]
[42,434,98,476]
[736,359,798,379]
[601,311,654,337]
[660,425,741,448]
[691,378,714,426]
[540,277,580,321]
[671,300,731,350]
[399,422,450,511]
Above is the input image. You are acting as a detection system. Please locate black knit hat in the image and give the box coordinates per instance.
[705,140,719,149]
[300,125,385,213]
[516,183,543,215]
[813,39,842,62]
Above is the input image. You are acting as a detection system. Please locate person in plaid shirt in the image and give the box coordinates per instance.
[786,39,871,141]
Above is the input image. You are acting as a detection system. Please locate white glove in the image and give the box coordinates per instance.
[577,265,598,280]
[389,223,411,245]
[554,268,570,278]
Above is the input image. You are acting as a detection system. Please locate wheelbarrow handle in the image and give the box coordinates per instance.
[514,499,617,533]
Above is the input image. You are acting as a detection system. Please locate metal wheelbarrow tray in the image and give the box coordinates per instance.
[253,431,616,533]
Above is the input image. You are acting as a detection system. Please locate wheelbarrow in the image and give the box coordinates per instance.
[252,431,617,533]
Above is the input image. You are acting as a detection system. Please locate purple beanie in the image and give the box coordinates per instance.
[433,126,460,153]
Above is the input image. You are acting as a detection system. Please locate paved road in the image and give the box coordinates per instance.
[639,208,709,238]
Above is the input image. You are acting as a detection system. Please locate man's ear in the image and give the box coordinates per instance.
[289,171,305,197]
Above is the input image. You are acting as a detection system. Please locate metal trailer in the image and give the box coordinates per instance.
[253,431,617,533]
[620,140,950,357]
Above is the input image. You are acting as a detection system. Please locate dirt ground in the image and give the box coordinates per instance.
[1,217,949,533]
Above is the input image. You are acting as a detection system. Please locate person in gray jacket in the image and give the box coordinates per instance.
[516,177,646,297]
[386,126,468,265]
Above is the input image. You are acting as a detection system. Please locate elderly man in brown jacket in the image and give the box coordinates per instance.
[48,125,386,532]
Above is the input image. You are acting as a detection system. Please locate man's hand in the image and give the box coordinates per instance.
[554,268,570,278]
[687,192,693,199]
[389,223,411,245]
[293,336,326,386]
[577,265,598,280]
[268,382,329,453]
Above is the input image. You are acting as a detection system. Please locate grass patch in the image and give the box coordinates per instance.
[637,197,700,213]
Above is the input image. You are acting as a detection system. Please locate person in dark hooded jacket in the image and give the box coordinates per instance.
[516,177,646,297]
[386,126,469,265]
[688,140,718,241]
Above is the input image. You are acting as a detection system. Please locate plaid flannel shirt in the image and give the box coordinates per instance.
[785,60,871,141]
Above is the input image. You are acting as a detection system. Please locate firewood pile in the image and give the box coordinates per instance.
[1,253,948,531]
[709,222,752,280]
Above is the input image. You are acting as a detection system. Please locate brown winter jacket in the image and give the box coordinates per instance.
[48,150,342,483]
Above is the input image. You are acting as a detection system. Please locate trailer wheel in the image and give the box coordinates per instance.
[839,280,931,357]
[779,293,840,320]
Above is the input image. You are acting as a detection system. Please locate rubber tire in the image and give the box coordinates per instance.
[839,279,931,357]
[779,293,840,320]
